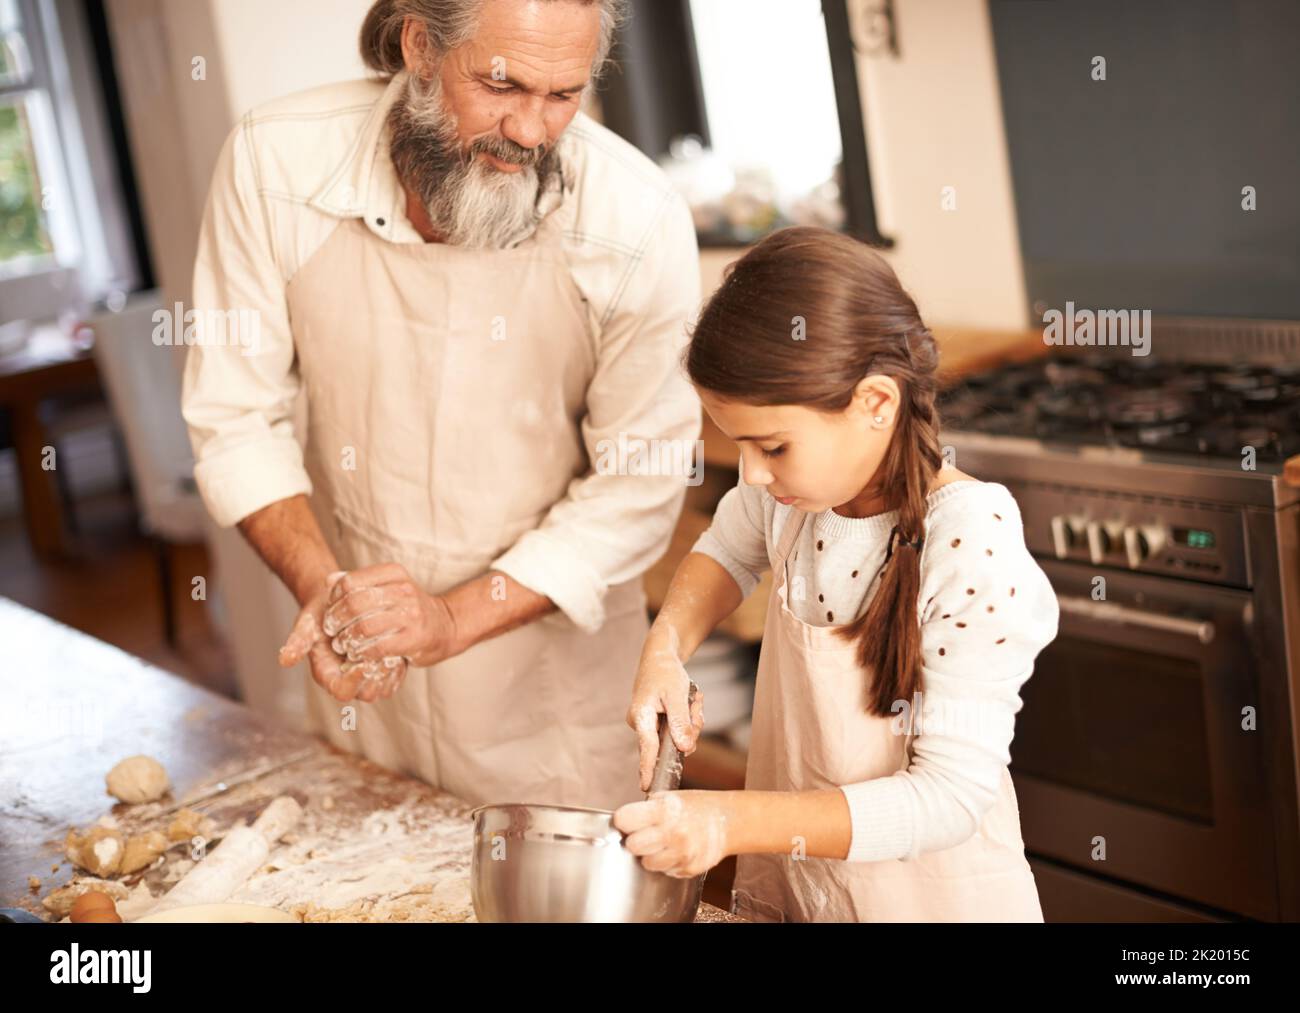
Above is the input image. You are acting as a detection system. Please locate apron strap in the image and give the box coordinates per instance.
[898,729,915,773]
[775,505,915,774]
[773,508,808,571]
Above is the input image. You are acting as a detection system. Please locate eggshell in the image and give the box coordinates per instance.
[71,891,116,921]
[77,909,123,924]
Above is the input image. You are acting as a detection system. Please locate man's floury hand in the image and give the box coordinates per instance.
[322,563,463,669]
[279,571,408,702]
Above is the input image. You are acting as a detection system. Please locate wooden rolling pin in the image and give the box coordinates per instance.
[140,796,303,917]
[647,682,700,796]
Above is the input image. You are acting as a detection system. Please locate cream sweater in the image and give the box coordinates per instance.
[692,469,1059,863]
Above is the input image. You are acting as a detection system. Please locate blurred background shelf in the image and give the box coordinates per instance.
[683,733,749,792]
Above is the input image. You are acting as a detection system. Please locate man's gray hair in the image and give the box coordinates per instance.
[360,0,627,80]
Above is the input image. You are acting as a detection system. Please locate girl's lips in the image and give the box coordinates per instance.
[774,495,798,505]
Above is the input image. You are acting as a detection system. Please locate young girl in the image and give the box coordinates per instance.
[612,227,1059,922]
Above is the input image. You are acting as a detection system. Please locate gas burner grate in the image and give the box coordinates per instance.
[938,352,1300,464]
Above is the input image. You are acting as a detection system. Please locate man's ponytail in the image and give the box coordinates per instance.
[359,0,407,77]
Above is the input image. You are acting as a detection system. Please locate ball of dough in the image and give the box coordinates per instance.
[166,808,215,844]
[120,831,169,875]
[65,826,125,877]
[105,755,170,804]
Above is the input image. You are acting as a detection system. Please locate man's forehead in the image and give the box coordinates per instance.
[462,0,601,83]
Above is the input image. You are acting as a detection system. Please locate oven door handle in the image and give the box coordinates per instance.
[1057,595,1216,645]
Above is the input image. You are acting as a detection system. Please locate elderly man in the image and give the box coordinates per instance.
[182,0,702,809]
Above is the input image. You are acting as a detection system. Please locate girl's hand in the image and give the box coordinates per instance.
[626,631,705,792]
[613,790,736,878]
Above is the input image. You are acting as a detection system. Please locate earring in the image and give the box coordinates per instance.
[874,416,887,425]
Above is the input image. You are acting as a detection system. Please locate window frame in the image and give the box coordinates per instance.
[0,0,141,324]
[1,0,80,309]
[598,0,893,249]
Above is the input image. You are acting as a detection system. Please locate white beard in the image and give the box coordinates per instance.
[389,72,558,250]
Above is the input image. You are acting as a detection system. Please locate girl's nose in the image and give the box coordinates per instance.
[741,452,773,486]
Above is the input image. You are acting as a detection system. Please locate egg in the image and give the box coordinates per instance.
[71,891,117,922]
[77,910,123,924]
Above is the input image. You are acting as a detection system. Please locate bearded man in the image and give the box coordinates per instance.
[181,0,703,808]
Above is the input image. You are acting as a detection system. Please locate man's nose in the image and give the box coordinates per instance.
[502,96,548,152]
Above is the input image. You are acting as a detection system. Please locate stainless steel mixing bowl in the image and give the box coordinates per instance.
[470,803,706,923]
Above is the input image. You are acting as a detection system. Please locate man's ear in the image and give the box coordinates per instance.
[400,16,437,78]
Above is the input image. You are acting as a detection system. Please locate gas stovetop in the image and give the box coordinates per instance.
[939,354,1300,464]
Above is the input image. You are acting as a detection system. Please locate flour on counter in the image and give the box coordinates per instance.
[227,798,475,922]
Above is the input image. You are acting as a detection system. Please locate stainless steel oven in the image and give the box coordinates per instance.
[940,417,1300,922]
[1020,557,1272,918]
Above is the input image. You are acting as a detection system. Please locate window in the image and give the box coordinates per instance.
[599,0,889,248]
[0,0,142,324]
[1,0,60,275]
[684,0,845,237]
[0,98,53,266]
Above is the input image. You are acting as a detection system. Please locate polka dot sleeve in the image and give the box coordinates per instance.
[839,483,1060,863]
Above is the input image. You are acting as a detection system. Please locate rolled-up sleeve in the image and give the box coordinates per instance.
[490,191,703,633]
[181,115,311,528]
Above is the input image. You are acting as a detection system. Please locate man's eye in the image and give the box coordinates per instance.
[761,446,786,459]
[486,83,514,94]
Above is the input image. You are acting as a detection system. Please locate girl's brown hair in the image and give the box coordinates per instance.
[686,226,942,716]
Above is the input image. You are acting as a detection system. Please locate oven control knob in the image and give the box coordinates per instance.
[1050,514,1087,559]
[1086,520,1124,565]
[1123,524,1167,569]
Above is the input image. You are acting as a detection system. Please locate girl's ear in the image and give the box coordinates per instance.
[852,374,902,427]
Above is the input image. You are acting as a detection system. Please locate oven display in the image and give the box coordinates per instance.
[1174,527,1216,551]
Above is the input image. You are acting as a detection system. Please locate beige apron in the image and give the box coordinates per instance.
[731,508,1044,922]
[284,210,645,811]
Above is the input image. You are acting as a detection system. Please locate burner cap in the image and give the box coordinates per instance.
[1043,361,1109,388]
[1211,368,1267,393]
[1107,390,1193,427]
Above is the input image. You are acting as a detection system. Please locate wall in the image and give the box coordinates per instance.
[104,0,373,729]
[702,0,1029,331]
[857,0,1028,330]
[207,0,374,129]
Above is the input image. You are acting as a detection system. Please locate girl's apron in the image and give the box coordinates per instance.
[731,508,1044,922]
[283,206,646,811]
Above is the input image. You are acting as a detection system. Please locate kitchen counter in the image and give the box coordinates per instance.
[0,598,742,923]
